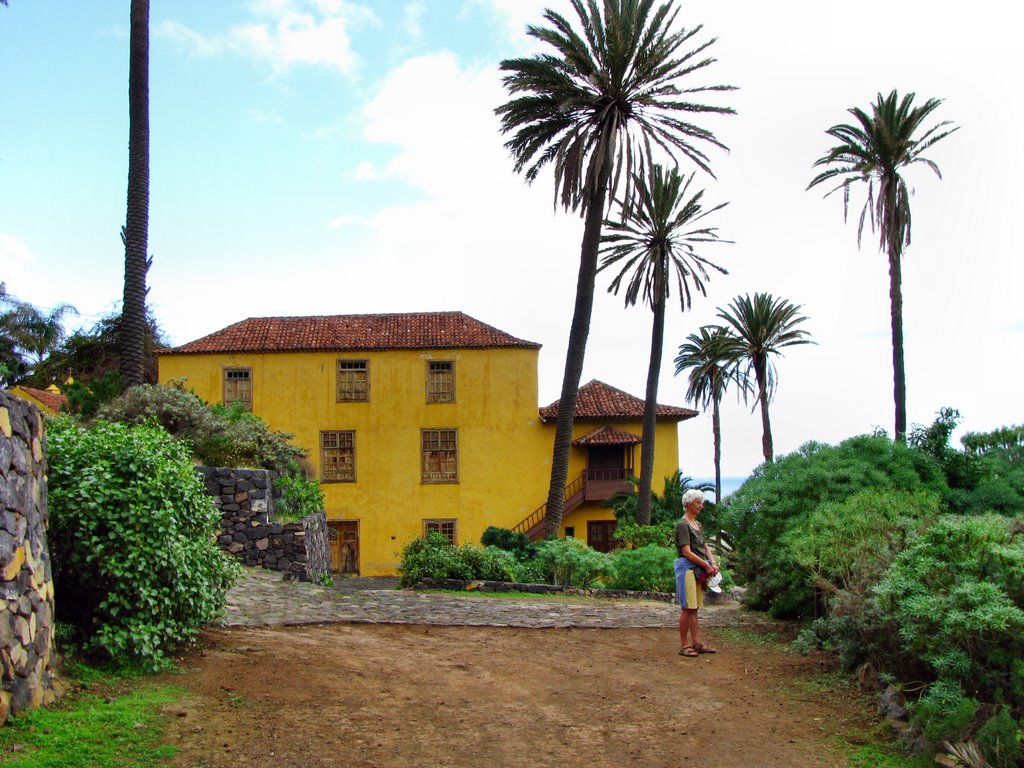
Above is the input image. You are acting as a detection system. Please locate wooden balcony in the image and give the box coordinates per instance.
[512,468,632,540]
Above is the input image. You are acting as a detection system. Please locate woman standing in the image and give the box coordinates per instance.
[674,489,720,657]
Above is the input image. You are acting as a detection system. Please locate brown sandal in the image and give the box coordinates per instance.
[694,643,718,654]
[678,645,699,657]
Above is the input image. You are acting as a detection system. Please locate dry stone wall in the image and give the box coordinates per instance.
[199,467,330,583]
[0,392,60,723]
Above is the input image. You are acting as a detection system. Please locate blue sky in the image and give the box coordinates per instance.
[2,1,1021,478]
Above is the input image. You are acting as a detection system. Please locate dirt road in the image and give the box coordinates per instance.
[159,616,881,768]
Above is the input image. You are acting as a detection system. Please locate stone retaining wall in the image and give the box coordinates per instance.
[199,467,330,583]
[0,392,60,723]
[416,578,736,605]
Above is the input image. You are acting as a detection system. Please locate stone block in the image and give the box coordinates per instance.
[255,538,269,551]
[1,546,25,581]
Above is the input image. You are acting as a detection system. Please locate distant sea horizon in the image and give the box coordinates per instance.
[691,476,748,503]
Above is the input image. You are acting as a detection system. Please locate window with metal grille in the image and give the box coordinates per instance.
[321,430,356,482]
[336,360,369,402]
[223,368,252,411]
[426,360,455,403]
[423,518,457,545]
[421,428,458,483]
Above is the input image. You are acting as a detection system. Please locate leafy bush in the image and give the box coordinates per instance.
[529,538,609,588]
[974,706,1023,768]
[397,533,518,587]
[480,526,536,560]
[46,417,242,669]
[874,514,1024,765]
[96,383,304,470]
[606,544,676,592]
[911,680,979,744]
[782,489,940,601]
[274,472,324,522]
[721,434,948,618]
[612,519,675,549]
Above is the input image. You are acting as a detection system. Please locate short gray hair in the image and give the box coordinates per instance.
[681,489,705,507]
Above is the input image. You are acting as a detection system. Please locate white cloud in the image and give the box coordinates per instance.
[157,0,377,76]
[353,161,377,180]
[403,3,424,41]
[327,214,359,229]
[248,108,284,124]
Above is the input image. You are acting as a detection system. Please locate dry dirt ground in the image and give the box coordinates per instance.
[156,613,885,768]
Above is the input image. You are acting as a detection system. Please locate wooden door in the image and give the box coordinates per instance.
[329,521,360,574]
[587,520,618,553]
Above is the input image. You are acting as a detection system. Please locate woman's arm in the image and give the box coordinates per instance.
[681,545,716,573]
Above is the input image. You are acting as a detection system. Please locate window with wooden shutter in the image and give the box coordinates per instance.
[336,360,369,402]
[223,368,252,411]
[426,360,455,403]
[321,430,356,482]
[421,428,458,483]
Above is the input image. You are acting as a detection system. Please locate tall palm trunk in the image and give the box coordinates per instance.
[120,0,150,390]
[755,355,773,463]
[884,175,907,444]
[636,284,666,526]
[711,383,722,502]
[543,160,613,537]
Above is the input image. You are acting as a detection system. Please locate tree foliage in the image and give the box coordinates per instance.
[496,0,734,536]
[808,90,958,442]
[716,292,813,463]
[95,383,305,471]
[599,164,729,523]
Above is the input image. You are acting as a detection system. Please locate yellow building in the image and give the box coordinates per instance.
[158,312,696,575]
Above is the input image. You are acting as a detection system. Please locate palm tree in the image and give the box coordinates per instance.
[717,293,813,464]
[674,325,746,502]
[120,0,151,390]
[0,285,77,384]
[598,165,729,524]
[496,0,734,536]
[807,90,957,443]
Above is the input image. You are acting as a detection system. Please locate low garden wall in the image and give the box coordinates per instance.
[199,467,331,583]
[0,392,61,723]
[414,578,737,605]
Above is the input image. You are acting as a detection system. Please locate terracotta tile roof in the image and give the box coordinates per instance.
[163,312,541,355]
[540,380,697,422]
[573,425,642,446]
[9,386,68,415]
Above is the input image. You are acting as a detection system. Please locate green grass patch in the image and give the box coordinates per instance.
[0,681,184,767]
[846,744,933,768]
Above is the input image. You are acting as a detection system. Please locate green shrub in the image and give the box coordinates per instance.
[46,417,242,670]
[530,538,609,588]
[612,519,675,549]
[274,472,324,521]
[911,681,979,744]
[480,526,536,560]
[398,532,467,587]
[974,706,1022,768]
[95,384,304,470]
[398,533,519,587]
[606,544,675,592]
[721,434,948,618]
[458,545,518,583]
[874,514,1024,765]
[782,489,939,601]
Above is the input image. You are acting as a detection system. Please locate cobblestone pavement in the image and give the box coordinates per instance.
[222,567,739,630]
